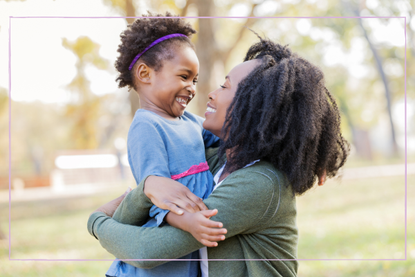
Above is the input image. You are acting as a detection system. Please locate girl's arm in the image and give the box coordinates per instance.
[127,119,175,225]
[111,146,221,225]
[165,209,226,247]
[88,164,281,269]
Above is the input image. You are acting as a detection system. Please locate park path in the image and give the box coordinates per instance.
[1,163,414,204]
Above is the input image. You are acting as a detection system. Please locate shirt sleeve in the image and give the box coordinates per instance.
[127,119,171,226]
[188,112,220,148]
[202,128,220,148]
[88,165,281,269]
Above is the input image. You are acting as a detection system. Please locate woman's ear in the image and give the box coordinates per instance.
[318,169,327,186]
[135,63,152,84]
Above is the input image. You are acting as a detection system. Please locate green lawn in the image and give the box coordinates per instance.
[1,174,414,276]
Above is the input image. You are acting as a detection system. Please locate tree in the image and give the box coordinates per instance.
[62,36,109,149]
[103,0,141,116]
[340,0,399,156]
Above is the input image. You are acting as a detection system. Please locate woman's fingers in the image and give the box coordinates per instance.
[165,202,184,216]
[143,176,208,213]
[171,198,199,213]
[92,187,132,217]
[185,192,208,211]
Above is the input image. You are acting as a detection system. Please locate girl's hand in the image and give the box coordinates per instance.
[91,187,132,217]
[184,209,227,247]
[144,176,208,215]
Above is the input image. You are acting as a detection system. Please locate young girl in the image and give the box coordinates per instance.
[105,12,221,277]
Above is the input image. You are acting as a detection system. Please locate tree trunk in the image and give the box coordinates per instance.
[337,97,371,159]
[194,0,218,116]
[343,1,399,156]
[0,226,5,240]
[357,17,399,156]
[125,0,141,117]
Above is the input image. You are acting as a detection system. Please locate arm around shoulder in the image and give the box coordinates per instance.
[88,212,203,269]
[111,176,153,225]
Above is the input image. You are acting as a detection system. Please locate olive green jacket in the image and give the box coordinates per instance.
[88,148,298,276]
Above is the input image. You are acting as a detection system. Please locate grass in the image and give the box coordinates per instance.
[0,173,414,276]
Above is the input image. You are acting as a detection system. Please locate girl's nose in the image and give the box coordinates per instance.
[186,87,195,98]
[188,83,196,94]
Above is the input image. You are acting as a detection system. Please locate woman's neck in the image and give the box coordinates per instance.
[218,149,234,183]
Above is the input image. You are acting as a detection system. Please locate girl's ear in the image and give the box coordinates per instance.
[135,63,152,84]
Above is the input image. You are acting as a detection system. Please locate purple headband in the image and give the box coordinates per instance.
[128,33,188,70]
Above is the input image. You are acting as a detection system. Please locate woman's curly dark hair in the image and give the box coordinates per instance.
[219,36,350,195]
[115,12,196,90]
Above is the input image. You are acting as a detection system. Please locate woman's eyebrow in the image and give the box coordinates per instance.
[225,76,231,83]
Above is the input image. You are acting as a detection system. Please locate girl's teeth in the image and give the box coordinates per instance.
[206,107,216,113]
[176,97,187,106]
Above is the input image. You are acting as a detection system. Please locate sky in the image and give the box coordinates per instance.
[0,0,406,103]
[1,0,130,103]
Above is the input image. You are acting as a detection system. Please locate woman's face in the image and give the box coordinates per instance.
[203,59,260,137]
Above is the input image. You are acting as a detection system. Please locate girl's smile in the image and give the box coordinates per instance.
[135,45,199,119]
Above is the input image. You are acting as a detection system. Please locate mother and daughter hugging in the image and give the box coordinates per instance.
[87,12,349,277]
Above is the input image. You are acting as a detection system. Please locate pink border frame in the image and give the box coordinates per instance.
[8,15,407,262]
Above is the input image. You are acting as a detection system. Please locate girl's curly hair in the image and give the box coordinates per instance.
[219,36,350,195]
[115,12,196,90]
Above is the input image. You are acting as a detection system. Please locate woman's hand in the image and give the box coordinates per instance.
[144,176,208,215]
[91,187,132,217]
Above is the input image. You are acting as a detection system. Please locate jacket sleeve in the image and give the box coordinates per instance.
[110,176,152,226]
[87,164,281,269]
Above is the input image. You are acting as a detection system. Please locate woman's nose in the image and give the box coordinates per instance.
[208,88,218,100]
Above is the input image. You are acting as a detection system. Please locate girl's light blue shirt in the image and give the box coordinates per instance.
[106,109,219,277]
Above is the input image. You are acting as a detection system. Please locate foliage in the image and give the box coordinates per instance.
[62,36,109,149]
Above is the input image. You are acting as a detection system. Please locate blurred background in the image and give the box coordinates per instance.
[1,0,414,276]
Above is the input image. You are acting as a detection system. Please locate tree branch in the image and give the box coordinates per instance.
[220,3,259,63]
[343,0,399,155]
[125,0,136,24]
[180,0,194,17]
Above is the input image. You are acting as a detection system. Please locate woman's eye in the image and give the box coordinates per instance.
[220,85,226,89]
[193,80,198,85]
[181,75,188,80]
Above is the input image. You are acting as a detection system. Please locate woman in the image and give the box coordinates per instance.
[88,36,349,276]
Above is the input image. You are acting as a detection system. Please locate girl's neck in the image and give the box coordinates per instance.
[139,97,179,121]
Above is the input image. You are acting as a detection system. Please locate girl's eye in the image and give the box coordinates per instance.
[220,85,226,89]
[193,80,198,85]
[181,75,188,80]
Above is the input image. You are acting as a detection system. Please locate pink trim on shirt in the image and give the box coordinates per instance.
[171,161,209,180]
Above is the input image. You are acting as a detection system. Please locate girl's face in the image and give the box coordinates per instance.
[203,59,260,137]
[136,45,199,119]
